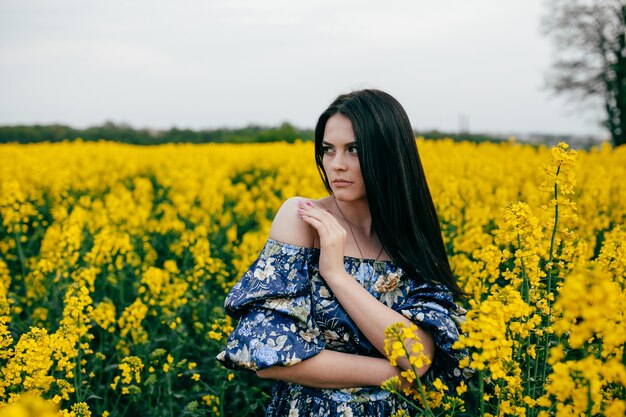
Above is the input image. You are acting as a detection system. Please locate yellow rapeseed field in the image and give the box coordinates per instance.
[0,139,624,416]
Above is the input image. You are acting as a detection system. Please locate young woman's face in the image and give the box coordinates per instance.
[321,113,367,202]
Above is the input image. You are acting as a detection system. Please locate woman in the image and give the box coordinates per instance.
[217,89,468,416]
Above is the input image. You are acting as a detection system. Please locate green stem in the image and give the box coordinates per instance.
[531,338,541,398]
[391,390,425,413]
[398,329,434,417]
[415,378,433,417]
[13,229,27,279]
[525,333,531,397]
[218,379,226,417]
[120,398,132,417]
[546,176,559,281]
[517,233,530,304]
[515,232,529,369]
[479,370,485,416]
[621,349,626,409]
[168,371,174,416]
[75,345,83,402]
[100,328,111,411]
[539,171,560,397]
[585,380,593,417]
[110,393,122,416]
[514,334,522,364]
[495,379,501,417]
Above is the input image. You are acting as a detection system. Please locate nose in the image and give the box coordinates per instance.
[331,151,347,170]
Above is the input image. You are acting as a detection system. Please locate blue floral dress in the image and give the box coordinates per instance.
[217,238,469,416]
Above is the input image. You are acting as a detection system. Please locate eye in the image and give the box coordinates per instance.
[322,145,334,155]
[348,145,358,155]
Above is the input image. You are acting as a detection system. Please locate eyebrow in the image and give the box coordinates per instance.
[321,140,357,146]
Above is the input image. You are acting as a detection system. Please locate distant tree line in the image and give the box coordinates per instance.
[0,121,510,145]
[417,130,506,144]
[0,121,314,145]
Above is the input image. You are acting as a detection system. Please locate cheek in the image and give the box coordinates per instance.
[351,160,363,180]
[322,158,331,173]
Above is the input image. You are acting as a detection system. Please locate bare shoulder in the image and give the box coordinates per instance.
[269,196,332,248]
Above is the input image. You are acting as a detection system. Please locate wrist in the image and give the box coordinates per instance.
[323,269,351,287]
[371,358,401,386]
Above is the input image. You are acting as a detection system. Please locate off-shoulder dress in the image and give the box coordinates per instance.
[217,238,468,416]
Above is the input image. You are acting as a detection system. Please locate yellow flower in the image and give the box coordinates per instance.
[0,391,58,417]
[69,402,92,417]
[118,356,144,384]
[208,317,234,342]
[117,298,148,346]
[432,378,448,393]
[455,381,467,396]
[91,299,116,333]
[383,322,430,373]
[380,376,401,393]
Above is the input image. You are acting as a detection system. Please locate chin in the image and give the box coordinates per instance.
[331,190,366,202]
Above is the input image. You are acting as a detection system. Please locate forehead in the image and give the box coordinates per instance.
[323,114,355,145]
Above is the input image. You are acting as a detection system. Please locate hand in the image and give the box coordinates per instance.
[297,200,347,281]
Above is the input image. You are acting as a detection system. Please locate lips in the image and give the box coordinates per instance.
[332,179,353,186]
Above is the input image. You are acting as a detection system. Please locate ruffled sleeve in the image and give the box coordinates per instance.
[396,280,470,387]
[216,238,325,372]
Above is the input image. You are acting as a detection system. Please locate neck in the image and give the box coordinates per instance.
[333,196,374,238]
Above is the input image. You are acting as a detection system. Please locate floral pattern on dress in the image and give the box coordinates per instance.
[216,240,325,370]
[217,238,469,416]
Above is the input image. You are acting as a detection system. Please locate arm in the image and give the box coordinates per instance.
[296,200,435,375]
[269,197,316,247]
[256,349,400,388]
[324,271,434,374]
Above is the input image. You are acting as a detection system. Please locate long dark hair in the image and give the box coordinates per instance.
[314,89,464,299]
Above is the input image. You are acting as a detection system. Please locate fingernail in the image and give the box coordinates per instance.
[306,202,314,206]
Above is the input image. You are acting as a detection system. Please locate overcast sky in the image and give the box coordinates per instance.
[0,0,609,138]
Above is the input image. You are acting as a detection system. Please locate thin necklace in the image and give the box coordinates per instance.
[333,197,384,261]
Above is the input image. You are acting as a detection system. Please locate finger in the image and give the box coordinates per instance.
[302,215,345,246]
[300,209,338,236]
[300,202,342,226]
[317,207,346,231]
[300,214,332,238]
[298,202,349,241]
[297,204,328,228]
[297,202,330,223]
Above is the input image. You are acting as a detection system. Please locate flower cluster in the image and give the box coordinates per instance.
[110,356,145,396]
[207,317,234,342]
[382,322,460,416]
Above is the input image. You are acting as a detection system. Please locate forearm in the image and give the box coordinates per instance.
[329,274,435,374]
[256,349,400,389]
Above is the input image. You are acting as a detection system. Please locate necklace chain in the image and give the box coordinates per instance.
[333,197,384,261]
